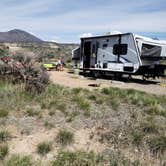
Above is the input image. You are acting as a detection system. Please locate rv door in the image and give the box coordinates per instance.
[83,41,91,68]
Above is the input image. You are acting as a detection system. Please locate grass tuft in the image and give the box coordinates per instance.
[37,142,52,156]
[0,144,8,160]
[52,151,102,166]
[25,108,40,117]
[73,96,90,111]
[44,121,54,129]
[145,104,166,117]
[148,136,166,155]
[0,131,11,143]
[131,131,144,146]
[110,98,120,110]
[141,120,158,134]
[56,129,74,146]
[0,109,9,118]
[5,155,33,166]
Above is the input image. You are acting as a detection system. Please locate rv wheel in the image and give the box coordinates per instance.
[91,71,101,78]
[114,73,123,80]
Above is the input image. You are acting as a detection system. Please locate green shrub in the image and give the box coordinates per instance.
[49,110,56,116]
[72,88,83,94]
[73,96,90,111]
[0,131,11,143]
[145,104,161,115]
[101,88,110,95]
[0,144,8,160]
[129,93,142,106]
[37,142,52,156]
[0,109,9,118]
[44,121,54,129]
[52,151,102,166]
[148,136,166,155]
[5,155,33,166]
[145,104,166,117]
[101,87,124,99]
[132,160,141,166]
[88,95,97,101]
[25,108,40,117]
[131,131,144,146]
[56,129,74,146]
[66,111,80,122]
[56,103,67,112]
[110,98,120,110]
[47,101,67,113]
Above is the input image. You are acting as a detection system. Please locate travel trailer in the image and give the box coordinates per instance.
[72,33,166,78]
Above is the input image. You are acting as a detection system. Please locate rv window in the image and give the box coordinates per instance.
[141,44,161,57]
[103,44,108,49]
[92,44,96,53]
[113,44,128,55]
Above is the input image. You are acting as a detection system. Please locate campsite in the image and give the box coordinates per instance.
[0,0,166,165]
[0,29,165,166]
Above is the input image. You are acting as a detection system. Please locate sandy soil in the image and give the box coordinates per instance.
[49,69,166,96]
[7,126,105,164]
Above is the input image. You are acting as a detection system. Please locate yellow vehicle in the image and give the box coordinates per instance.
[43,63,56,70]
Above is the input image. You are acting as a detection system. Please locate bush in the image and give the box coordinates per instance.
[0,109,8,118]
[0,144,8,160]
[25,69,49,94]
[0,131,11,143]
[37,142,52,156]
[56,129,74,146]
[52,151,102,166]
[5,155,33,166]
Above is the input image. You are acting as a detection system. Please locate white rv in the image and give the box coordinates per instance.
[72,33,166,78]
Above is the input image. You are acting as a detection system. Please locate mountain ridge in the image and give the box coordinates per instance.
[0,29,43,43]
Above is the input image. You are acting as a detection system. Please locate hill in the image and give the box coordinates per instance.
[0,29,43,43]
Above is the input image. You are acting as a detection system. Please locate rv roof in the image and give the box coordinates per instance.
[81,32,132,40]
[134,34,166,45]
[81,33,166,45]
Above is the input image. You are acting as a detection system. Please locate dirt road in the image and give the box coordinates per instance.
[49,69,166,96]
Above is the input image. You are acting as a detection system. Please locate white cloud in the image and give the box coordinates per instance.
[0,0,165,42]
[79,33,93,38]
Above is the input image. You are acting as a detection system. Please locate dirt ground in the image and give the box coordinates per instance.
[49,69,166,96]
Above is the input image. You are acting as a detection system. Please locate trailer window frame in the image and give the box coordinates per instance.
[113,44,128,55]
[141,43,162,58]
[102,43,108,49]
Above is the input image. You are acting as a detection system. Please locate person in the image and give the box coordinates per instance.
[56,58,63,71]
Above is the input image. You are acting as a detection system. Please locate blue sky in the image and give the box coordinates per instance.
[0,0,166,43]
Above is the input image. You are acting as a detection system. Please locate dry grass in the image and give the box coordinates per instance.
[0,80,165,165]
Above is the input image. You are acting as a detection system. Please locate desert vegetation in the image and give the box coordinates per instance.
[0,79,165,165]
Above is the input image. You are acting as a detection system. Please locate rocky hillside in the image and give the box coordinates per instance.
[0,29,78,62]
[0,29,43,43]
